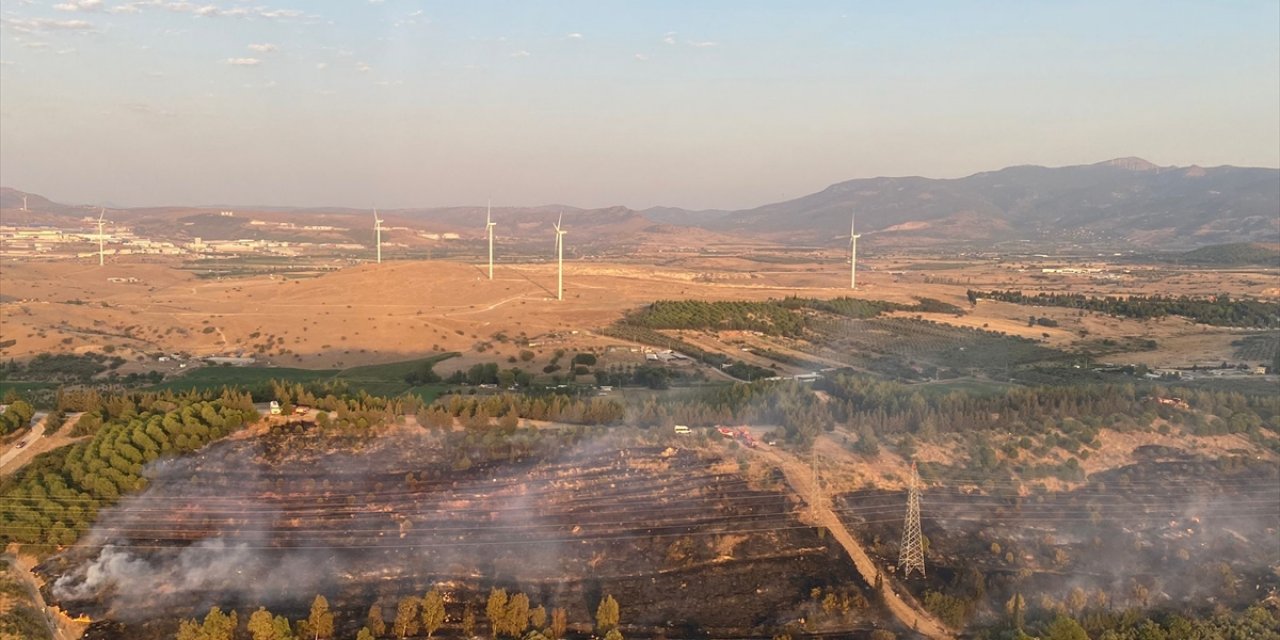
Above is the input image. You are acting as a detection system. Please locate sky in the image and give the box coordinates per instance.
[1,1,1278,211]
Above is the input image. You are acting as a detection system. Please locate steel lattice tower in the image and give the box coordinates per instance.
[898,462,926,578]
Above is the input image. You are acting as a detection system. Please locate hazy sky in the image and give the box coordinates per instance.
[2,1,1278,210]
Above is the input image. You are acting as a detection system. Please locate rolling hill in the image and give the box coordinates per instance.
[4,158,1276,251]
[687,158,1280,249]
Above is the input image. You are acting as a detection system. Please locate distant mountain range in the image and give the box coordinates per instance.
[4,158,1277,250]
[649,158,1279,249]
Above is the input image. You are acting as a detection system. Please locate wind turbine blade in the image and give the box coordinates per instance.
[556,211,563,230]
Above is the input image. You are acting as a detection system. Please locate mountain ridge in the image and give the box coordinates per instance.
[4,158,1277,250]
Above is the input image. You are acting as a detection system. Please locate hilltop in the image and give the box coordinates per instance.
[4,158,1278,252]
[661,158,1280,249]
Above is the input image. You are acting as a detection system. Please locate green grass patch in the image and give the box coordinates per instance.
[153,366,334,391]
[0,381,59,396]
[917,378,1014,397]
[902,262,972,271]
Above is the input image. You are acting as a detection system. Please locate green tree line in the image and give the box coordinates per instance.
[0,389,258,551]
[619,296,952,338]
[969,290,1280,328]
[174,589,625,640]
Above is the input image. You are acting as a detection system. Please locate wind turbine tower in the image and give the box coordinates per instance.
[486,201,496,280]
[96,208,111,267]
[22,195,28,212]
[554,212,566,301]
[850,212,862,290]
[373,209,384,264]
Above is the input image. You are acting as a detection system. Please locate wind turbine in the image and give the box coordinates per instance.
[21,195,28,212]
[554,212,566,301]
[373,208,384,264]
[849,211,861,290]
[96,208,110,267]
[485,200,496,280]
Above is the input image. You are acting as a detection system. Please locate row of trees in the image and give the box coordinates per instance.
[409,368,1278,464]
[624,299,812,336]
[427,392,626,426]
[979,598,1279,640]
[970,290,1280,328]
[607,372,1280,458]
[0,389,258,551]
[0,398,34,436]
[0,352,124,383]
[621,297,958,339]
[590,364,681,390]
[176,591,624,640]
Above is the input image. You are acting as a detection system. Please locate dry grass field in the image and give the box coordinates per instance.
[0,254,1275,377]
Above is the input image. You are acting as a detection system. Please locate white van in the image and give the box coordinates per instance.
[673,425,691,434]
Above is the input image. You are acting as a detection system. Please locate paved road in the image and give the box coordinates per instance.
[748,443,955,640]
[0,412,46,470]
[0,414,85,477]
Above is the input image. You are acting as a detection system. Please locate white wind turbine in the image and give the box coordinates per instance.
[554,212,566,301]
[849,211,861,289]
[373,208,384,264]
[96,208,111,267]
[486,200,496,280]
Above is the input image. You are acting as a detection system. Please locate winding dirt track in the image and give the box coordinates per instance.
[749,444,955,640]
[2,553,87,640]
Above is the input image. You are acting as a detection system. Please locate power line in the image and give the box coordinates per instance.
[898,462,925,579]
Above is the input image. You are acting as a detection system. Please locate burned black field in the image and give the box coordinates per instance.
[839,446,1280,625]
[41,426,883,639]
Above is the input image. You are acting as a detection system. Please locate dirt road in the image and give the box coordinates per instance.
[749,443,955,639]
[2,552,87,640]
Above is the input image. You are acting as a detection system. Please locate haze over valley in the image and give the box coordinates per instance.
[1,3,1278,640]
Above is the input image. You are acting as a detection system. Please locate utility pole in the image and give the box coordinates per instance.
[899,462,925,578]
[810,445,821,519]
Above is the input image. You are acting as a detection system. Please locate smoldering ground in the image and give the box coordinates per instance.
[839,447,1280,613]
[49,429,581,619]
[44,424,856,629]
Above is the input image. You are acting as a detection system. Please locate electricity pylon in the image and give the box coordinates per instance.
[898,462,926,578]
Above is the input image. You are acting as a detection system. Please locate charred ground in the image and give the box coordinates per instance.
[841,446,1280,629]
[41,425,885,639]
